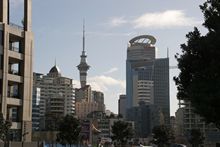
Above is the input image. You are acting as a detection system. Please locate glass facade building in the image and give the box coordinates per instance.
[126,35,170,124]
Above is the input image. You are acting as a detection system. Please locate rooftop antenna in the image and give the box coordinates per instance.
[55,58,57,66]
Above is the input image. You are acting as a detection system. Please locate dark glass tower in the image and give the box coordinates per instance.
[126,35,170,124]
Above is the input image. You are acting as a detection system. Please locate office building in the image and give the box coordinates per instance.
[0,0,33,141]
[126,101,161,138]
[126,35,170,124]
[118,94,126,118]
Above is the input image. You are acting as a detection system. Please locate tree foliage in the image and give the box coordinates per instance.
[0,113,11,142]
[174,0,220,128]
[111,120,133,146]
[56,114,81,145]
[188,129,205,147]
[151,125,174,147]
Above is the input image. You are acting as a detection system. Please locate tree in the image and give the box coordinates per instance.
[174,0,220,128]
[0,113,11,142]
[151,125,174,147]
[56,114,81,146]
[111,120,133,146]
[188,129,205,147]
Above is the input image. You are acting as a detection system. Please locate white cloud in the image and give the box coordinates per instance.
[108,17,127,27]
[72,80,80,88]
[74,75,125,114]
[133,10,201,29]
[88,75,125,92]
[103,67,118,74]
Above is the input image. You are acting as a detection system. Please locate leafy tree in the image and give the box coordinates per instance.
[56,114,81,146]
[151,125,174,147]
[174,0,220,128]
[111,120,133,146]
[188,129,205,147]
[0,113,11,142]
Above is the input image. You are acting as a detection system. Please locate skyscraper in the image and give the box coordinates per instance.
[126,35,170,124]
[0,0,33,141]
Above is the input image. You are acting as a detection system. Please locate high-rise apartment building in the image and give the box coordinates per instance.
[33,65,75,130]
[0,0,33,141]
[126,35,170,124]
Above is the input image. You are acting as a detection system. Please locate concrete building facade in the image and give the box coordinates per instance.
[0,0,33,141]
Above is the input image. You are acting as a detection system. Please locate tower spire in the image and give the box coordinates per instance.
[77,20,90,88]
[83,19,85,52]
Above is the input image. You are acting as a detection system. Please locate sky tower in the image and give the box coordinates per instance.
[77,22,90,88]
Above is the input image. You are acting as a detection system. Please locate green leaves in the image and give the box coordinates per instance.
[174,0,220,128]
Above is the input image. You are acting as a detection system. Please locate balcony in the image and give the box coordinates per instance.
[11,122,22,129]
[7,97,22,106]
[9,23,24,31]
[7,74,23,83]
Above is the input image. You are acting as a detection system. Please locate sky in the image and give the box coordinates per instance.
[10,0,207,116]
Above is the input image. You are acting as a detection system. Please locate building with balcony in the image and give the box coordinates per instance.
[33,65,75,130]
[0,0,33,141]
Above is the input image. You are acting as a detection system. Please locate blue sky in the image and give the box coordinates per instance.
[11,0,206,115]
